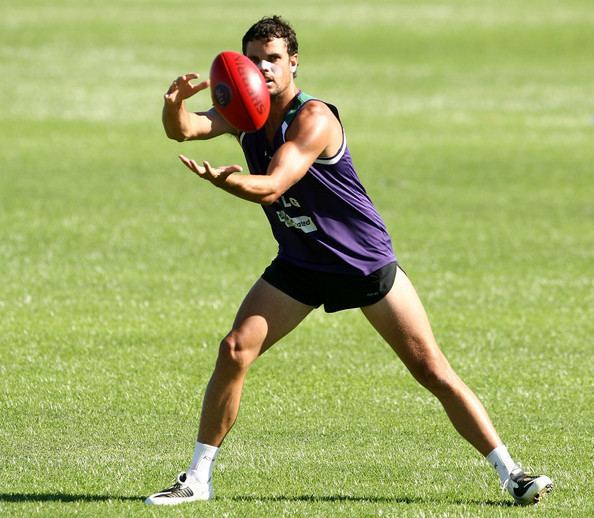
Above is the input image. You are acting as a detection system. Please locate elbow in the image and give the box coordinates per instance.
[164,128,188,142]
[258,176,291,205]
[259,194,277,206]
[259,189,283,206]
[260,199,274,206]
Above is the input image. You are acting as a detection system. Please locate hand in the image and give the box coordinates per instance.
[164,73,209,105]
[179,155,243,186]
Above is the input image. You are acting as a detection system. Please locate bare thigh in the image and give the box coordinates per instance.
[227,277,315,363]
[362,268,502,455]
[361,267,453,381]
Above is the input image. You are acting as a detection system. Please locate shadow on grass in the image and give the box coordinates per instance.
[229,494,516,507]
[0,493,140,503]
[0,493,515,508]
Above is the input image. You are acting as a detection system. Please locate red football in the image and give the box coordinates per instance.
[210,51,270,132]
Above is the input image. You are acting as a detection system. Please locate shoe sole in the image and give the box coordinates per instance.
[532,482,553,504]
[145,494,212,506]
[514,481,553,506]
[144,488,213,506]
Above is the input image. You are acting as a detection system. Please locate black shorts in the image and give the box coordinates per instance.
[261,258,398,313]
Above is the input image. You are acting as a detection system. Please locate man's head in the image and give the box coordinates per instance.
[242,16,299,78]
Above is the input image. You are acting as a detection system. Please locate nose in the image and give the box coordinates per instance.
[258,60,273,72]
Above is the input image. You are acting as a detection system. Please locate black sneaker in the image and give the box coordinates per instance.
[144,472,213,505]
[505,468,553,505]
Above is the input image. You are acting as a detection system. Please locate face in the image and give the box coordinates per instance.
[245,37,298,97]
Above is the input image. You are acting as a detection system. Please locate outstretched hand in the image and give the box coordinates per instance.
[164,73,209,105]
[179,155,243,186]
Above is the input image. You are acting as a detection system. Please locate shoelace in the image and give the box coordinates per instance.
[159,472,187,493]
[501,466,525,493]
[501,465,537,494]
[501,475,515,494]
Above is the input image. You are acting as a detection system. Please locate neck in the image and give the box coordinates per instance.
[265,83,299,136]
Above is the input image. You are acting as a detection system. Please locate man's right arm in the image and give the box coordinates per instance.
[162,73,237,141]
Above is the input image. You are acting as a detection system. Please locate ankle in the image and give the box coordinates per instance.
[187,442,219,484]
[486,445,519,485]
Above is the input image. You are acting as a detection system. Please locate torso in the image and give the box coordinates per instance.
[239,91,396,276]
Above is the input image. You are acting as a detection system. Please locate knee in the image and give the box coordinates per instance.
[409,350,457,395]
[217,331,254,371]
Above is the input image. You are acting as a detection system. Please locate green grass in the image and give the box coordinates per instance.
[1,0,593,516]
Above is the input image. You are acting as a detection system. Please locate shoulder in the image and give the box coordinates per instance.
[297,99,336,121]
[284,97,344,158]
[287,99,340,139]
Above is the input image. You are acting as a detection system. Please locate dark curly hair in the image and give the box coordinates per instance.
[241,15,299,57]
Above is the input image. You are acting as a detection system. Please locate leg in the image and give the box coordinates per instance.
[361,267,501,456]
[198,277,314,446]
[145,278,313,505]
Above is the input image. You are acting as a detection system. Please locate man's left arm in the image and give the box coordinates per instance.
[178,102,339,205]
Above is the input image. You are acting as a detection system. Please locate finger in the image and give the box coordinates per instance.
[191,80,210,93]
[217,164,243,174]
[226,164,243,173]
[178,154,192,169]
[178,73,199,86]
[202,161,243,175]
[202,160,214,175]
[202,160,227,175]
[166,81,178,95]
[179,154,203,176]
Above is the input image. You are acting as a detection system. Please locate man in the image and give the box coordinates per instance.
[145,16,552,506]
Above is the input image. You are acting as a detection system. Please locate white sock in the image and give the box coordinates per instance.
[187,442,219,484]
[486,445,519,484]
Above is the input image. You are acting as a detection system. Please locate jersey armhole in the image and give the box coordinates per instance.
[281,93,346,164]
[314,130,347,165]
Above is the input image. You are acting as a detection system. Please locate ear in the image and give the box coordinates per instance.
[290,54,298,73]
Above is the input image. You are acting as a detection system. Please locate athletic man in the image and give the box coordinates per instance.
[146,16,552,506]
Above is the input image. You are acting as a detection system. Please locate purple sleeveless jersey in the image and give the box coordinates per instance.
[239,91,396,276]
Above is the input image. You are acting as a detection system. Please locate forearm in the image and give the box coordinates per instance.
[179,140,311,205]
[162,100,195,141]
[214,173,281,205]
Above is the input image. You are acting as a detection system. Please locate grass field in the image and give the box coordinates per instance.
[1,0,593,516]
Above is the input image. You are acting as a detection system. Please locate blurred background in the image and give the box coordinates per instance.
[1,1,592,515]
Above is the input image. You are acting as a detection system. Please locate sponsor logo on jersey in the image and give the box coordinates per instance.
[276,211,318,233]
